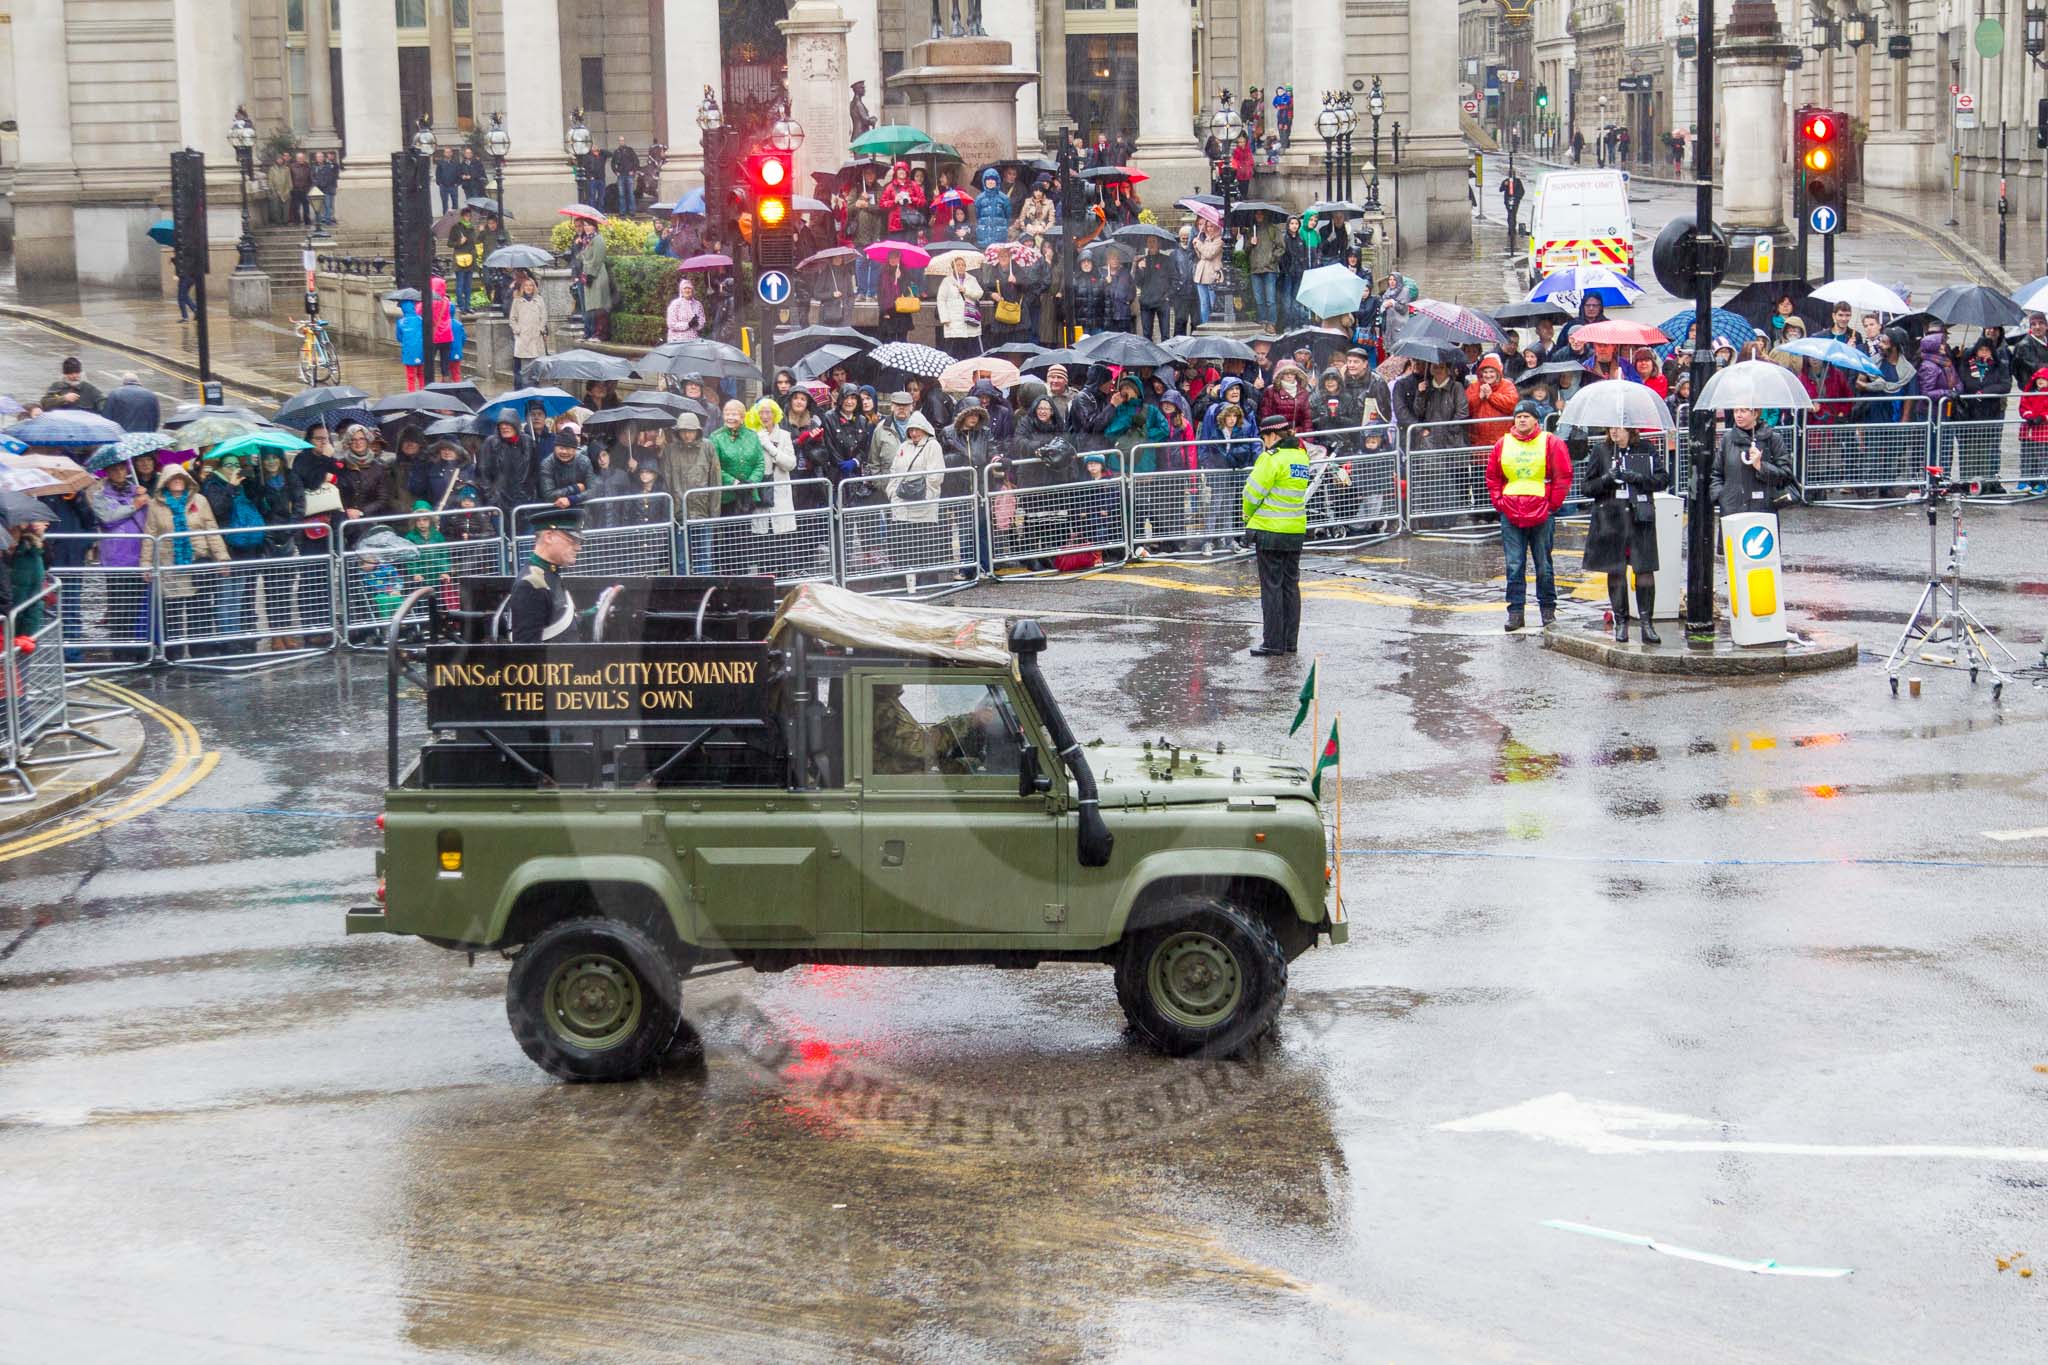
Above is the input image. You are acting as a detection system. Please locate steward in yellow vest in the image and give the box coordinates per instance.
[1484,400,1572,632]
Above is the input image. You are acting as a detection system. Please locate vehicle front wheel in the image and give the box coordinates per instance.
[1114,897,1287,1058]
[506,917,682,1081]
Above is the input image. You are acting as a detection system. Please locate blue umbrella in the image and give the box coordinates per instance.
[147,218,176,247]
[1530,265,1645,308]
[673,187,706,216]
[84,432,176,472]
[1295,263,1369,320]
[1782,336,1882,376]
[476,387,578,421]
[1652,306,1759,360]
[8,409,125,448]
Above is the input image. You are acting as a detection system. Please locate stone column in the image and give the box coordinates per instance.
[172,0,250,272]
[662,0,723,192]
[840,0,880,125]
[1399,0,1472,247]
[1716,4,1794,236]
[1132,0,1206,197]
[1037,0,1070,142]
[336,0,405,224]
[305,0,338,148]
[11,0,80,289]
[981,0,1039,147]
[496,0,570,226]
[780,1,854,201]
[427,0,461,138]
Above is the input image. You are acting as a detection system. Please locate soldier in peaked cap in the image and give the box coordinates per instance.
[506,505,585,643]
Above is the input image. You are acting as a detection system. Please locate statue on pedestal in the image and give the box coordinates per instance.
[850,80,875,138]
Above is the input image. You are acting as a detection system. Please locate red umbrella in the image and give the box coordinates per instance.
[935,188,972,207]
[1116,166,1150,184]
[557,203,607,224]
[679,253,733,270]
[1572,320,1670,347]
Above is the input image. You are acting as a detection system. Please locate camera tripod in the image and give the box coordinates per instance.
[1884,476,2014,700]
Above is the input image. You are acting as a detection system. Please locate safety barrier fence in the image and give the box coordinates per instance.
[2,578,126,803]
[28,405,2048,661]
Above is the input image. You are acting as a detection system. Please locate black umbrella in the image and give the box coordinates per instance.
[1721,280,1830,333]
[369,391,472,415]
[1073,331,1177,368]
[1226,200,1289,222]
[621,390,714,421]
[1518,358,1591,381]
[1112,223,1178,245]
[423,380,485,410]
[1389,337,1465,365]
[424,414,487,438]
[1080,239,1135,264]
[638,338,758,382]
[524,348,639,382]
[381,288,421,303]
[1019,347,1094,375]
[1272,326,1351,366]
[836,155,889,178]
[272,385,368,425]
[774,324,877,353]
[1166,334,1260,363]
[791,343,865,382]
[1078,166,1139,183]
[985,340,1048,362]
[1925,284,2025,330]
[578,405,677,431]
[464,197,511,218]
[1490,300,1571,326]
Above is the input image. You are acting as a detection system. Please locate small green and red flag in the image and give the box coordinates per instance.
[1289,660,1317,736]
[1311,719,1340,799]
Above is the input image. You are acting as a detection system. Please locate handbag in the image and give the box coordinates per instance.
[454,251,474,269]
[894,293,921,315]
[303,482,343,517]
[995,297,1022,326]
[963,302,982,327]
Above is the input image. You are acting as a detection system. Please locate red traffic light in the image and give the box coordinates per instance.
[745,150,794,195]
[1800,112,1835,143]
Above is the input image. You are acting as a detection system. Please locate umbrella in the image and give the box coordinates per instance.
[1305,200,1366,217]
[1178,200,1223,228]
[0,452,91,497]
[369,391,472,415]
[798,245,861,270]
[934,188,974,210]
[1387,337,1465,366]
[2014,279,2048,314]
[903,141,962,162]
[1518,358,1593,382]
[792,196,831,214]
[9,410,127,448]
[424,380,485,410]
[985,340,1048,363]
[1226,200,1288,221]
[578,405,678,431]
[208,429,313,461]
[1411,299,1511,346]
[475,387,579,421]
[1810,277,1912,315]
[638,339,756,382]
[424,414,486,439]
[558,203,607,223]
[1271,326,1353,367]
[867,342,954,378]
[866,240,931,268]
[1073,332,1177,369]
[1925,284,2024,330]
[1112,223,1178,245]
[1019,348,1094,375]
[84,433,175,473]
[1560,379,1676,433]
[1177,193,1225,209]
[679,253,734,270]
[146,219,176,247]
[619,391,713,422]
[1078,165,1147,183]
[1695,360,1815,412]
[923,248,986,275]
[1529,266,1645,307]
[463,197,510,218]
[272,385,368,426]
[1165,334,1259,363]
[314,406,378,435]
[776,324,876,353]
[524,349,639,382]
[670,187,708,216]
[0,487,57,528]
[381,288,421,303]
[837,155,890,178]
[940,356,1022,394]
[1782,336,1882,377]
[0,398,23,418]
[1491,300,1572,326]
[1722,280,1831,333]
[1296,264,1369,320]
[1079,239,1134,264]
[354,529,421,565]
[790,344,865,382]
[1650,306,1759,359]
[1570,320,1670,347]
[484,243,553,269]
[164,403,270,429]
[851,125,934,157]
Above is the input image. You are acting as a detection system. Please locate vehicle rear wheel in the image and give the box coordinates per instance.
[1114,896,1287,1058]
[506,917,682,1081]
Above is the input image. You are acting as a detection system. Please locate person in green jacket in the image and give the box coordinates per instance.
[575,218,613,340]
[402,500,453,590]
[1243,414,1311,656]
[7,519,49,635]
[710,399,766,512]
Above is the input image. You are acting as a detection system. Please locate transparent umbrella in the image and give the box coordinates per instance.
[1695,360,1815,412]
[1559,379,1676,433]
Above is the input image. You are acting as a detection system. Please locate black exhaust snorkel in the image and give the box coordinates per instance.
[1009,619,1113,868]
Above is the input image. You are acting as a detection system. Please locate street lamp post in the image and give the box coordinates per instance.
[1211,99,1242,326]
[228,108,258,271]
[1315,94,1341,205]
[566,111,593,205]
[484,112,511,247]
[1337,93,1357,204]
[696,87,725,249]
[1366,78,1384,211]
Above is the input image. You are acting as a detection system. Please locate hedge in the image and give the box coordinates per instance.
[548,216,658,257]
[612,256,680,317]
[609,314,667,347]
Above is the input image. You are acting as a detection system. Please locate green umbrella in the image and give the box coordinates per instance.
[207,429,313,461]
[850,124,933,158]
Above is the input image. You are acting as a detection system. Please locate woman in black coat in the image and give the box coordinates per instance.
[1582,427,1668,644]
[1072,255,1107,335]
[1955,336,2013,486]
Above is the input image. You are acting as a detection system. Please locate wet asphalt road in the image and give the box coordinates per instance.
[4,484,2047,1361]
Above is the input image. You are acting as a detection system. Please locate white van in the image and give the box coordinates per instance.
[1525,168,1636,285]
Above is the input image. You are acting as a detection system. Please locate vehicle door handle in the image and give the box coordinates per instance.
[880,839,905,867]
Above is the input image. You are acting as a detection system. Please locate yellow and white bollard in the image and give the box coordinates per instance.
[1721,512,1789,645]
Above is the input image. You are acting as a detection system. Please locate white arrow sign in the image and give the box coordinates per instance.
[1439,1092,2048,1161]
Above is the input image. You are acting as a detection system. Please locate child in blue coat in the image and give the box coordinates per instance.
[395,299,425,391]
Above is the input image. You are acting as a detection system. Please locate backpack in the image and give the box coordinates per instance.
[224,487,267,551]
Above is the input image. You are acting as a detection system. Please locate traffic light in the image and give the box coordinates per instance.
[745,148,796,269]
[1798,106,1846,232]
[2037,97,2048,150]
[169,150,209,280]
[1534,84,1550,112]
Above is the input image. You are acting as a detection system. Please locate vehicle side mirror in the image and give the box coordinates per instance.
[1018,742,1052,798]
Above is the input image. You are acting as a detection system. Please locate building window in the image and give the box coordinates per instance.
[287,0,304,33]
[396,0,426,28]
[288,46,308,130]
[581,57,606,112]
[454,0,470,24]
[456,47,474,126]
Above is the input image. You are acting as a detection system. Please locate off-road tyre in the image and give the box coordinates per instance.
[1113,896,1288,1058]
[507,916,682,1081]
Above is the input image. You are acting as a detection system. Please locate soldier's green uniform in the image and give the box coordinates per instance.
[506,506,584,644]
[871,684,936,774]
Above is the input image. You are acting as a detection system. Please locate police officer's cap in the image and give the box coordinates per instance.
[1259,414,1294,433]
[528,506,586,539]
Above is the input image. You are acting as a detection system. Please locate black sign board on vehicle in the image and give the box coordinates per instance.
[424,643,770,727]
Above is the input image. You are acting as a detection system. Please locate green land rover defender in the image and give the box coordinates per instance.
[347,577,1345,1080]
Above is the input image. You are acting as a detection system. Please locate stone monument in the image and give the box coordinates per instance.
[885,29,1038,170]
[780,0,857,194]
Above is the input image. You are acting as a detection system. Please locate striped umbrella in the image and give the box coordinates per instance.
[85,432,177,473]
[1410,298,1509,346]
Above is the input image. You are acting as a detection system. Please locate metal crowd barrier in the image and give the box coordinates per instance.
[834,468,982,595]
[148,521,339,672]
[43,532,155,672]
[982,458,1130,574]
[512,492,675,579]
[678,477,836,585]
[1402,420,1497,538]
[1128,454,1248,561]
[340,506,508,646]
[1,579,123,803]
[1929,394,2041,504]
[1797,395,1934,503]
[1302,423,1402,546]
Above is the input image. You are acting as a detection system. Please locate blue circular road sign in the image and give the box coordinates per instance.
[1809,205,1839,235]
[757,270,792,305]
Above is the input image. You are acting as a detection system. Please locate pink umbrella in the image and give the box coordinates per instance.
[864,240,930,268]
[557,204,607,223]
[680,253,734,270]
[1176,197,1223,228]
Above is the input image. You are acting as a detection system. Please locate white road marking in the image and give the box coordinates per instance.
[1542,1221,1852,1278]
[1440,1092,2048,1162]
[1982,826,2048,842]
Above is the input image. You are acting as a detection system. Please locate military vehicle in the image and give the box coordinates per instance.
[348,576,1345,1080]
